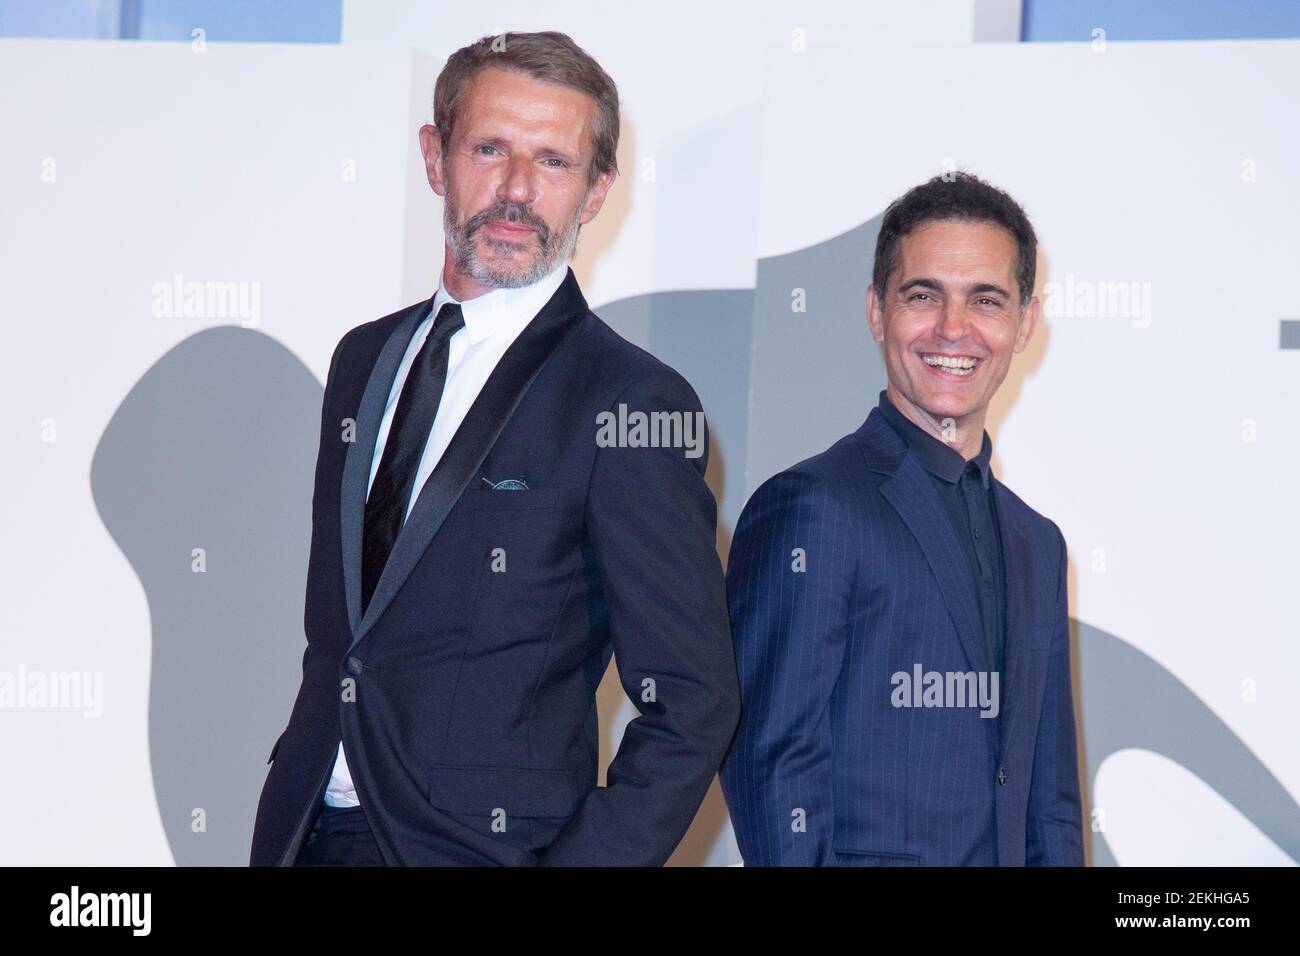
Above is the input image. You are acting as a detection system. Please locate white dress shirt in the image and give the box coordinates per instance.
[324,261,569,808]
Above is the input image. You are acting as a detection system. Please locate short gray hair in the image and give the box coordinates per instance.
[433,31,620,187]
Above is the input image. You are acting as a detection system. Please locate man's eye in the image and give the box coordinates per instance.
[976,297,999,306]
[476,145,497,156]
[544,157,567,168]
[910,292,931,301]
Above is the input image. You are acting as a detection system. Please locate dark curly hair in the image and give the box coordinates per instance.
[872,171,1037,308]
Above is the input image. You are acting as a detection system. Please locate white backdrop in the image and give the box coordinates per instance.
[1,6,1296,865]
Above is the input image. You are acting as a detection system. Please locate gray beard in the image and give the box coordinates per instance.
[444,195,585,289]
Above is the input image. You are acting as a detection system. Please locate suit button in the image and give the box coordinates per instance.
[345,656,363,676]
[997,767,1007,786]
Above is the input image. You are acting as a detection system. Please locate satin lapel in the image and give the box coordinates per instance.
[340,299,436,638]
[992,481,1037,763]
[348,270,587,648]
[879,453,994,685]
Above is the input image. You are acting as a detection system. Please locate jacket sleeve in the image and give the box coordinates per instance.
[536,369,740,866]
[1026,526,1086,865]
[302,330,351,662]
[719,469,854,865]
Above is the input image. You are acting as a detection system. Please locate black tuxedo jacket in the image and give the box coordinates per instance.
[250,269,739,866]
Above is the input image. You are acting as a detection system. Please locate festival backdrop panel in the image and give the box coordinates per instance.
[1,4,1295,866]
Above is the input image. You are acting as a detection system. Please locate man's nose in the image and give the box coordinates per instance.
[937,301,969,342]
[496,156,537,205]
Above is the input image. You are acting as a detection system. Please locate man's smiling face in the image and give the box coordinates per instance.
[420,66,615,297]
[868,218,1039,437]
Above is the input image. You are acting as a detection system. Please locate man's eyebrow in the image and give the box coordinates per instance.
[468,134,511,150]
[969,282,1012,299]
[896,278,1012,299]
[897,278,944,295]
[537,146,579,163]
[466,134,578,162]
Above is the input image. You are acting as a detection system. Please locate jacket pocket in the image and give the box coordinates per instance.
[832,847,923,866]
[464,488,560,511]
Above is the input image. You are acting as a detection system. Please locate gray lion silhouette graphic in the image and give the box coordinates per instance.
[92,216,1299,865]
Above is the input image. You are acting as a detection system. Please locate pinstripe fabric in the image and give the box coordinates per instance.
[720,408,1084,866]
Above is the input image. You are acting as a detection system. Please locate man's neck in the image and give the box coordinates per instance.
[440,251,494,302]
[885,384,986,461]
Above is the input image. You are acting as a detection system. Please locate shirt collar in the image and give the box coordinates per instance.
[430,261,570,346]
[876,390,994,489]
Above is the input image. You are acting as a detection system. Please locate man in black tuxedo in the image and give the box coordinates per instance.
[250,31,739,867]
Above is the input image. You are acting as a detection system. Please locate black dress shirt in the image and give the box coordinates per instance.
[877,391,1007,681]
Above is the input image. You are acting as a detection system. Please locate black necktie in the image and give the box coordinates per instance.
[361,301,465,614]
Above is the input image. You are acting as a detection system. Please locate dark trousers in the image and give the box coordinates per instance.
[293,803,386,866]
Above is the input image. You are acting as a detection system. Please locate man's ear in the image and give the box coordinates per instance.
[1014,294,1041,353]
[867,284,886,343]
[578,167,617,225]
[419,124,447,197]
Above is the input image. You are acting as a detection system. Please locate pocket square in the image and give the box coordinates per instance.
[482,477,530,491]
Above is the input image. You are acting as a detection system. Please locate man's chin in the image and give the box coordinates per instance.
[476,234,536,257]
[468,258,548,289]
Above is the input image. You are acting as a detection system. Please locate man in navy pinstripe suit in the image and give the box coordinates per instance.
[720,172,1084,866]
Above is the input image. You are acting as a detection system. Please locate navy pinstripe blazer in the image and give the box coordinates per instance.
[720,406,1084,866]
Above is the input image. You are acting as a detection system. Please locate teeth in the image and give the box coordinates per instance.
[922,354,979,375]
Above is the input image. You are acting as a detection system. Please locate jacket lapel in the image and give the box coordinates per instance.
[879,453,994,680]
[340,298,434,640]
[857,409,997,747]
[341,269,588,648]
[990,481,1040,764]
